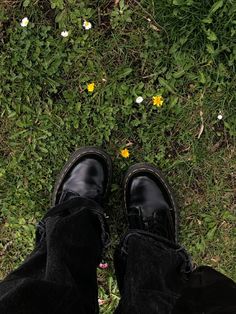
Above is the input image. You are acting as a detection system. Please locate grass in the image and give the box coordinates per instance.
[0,0,236,312]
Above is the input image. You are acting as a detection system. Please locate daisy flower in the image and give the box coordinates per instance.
[61,30,69,37]
[136,96,144,104]
[20,17,29,27]
[83,20,92,30]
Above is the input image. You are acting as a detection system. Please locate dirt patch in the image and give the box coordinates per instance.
[1,0,19,10]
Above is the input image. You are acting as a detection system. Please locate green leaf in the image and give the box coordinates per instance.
[206,44,215,54]
[173,70,185,79]
[55,10,67,24]
[209,0,224,15]
[173,0,185,5]
[207,29,217,41]
[50,0,64,10]
[206,225,217,240]
[199,71,206,84]
[159,77,176,94]
[23,0,31,7]
[202,17,213,24]
[119,0,125,10]
[116,67,133,80]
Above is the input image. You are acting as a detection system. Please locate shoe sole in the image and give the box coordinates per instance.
[51,147,113,207]
[123,163,179,243]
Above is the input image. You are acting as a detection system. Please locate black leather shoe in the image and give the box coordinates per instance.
[52,147,112,206]
[123,163,178,242]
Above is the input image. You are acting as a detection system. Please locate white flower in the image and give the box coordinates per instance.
[61,30,69,37]
[217,114,223,120]
[136,96,144,104]
[20,17,29,27]
[83,20,92,30]
[98,299,106,306]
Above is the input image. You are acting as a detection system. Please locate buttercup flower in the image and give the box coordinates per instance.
[83,20,92,30]
[136,96,144,104]
[153,95,164,107]
[87,82,95,92]
[217,114,223,120]
[20,17,29,27]
[120,148,130,158]
[61,30,69,37]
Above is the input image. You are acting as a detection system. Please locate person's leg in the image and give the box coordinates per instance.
[114,163,190,313]
[0,147,112,314]
[173,265,236,314]
[114,230,192,314]
[114,163,236,314]
[115,232,236,314]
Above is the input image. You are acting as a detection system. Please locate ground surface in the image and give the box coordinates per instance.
[0,0,236,312]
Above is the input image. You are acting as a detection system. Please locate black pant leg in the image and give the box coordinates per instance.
[0,197,108,314]
[173,266,236,314]
[114,230,236,314]
[114,230,192,314]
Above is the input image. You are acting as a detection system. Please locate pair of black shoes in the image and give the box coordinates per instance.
[52,147,178,243]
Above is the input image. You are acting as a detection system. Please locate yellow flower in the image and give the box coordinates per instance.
[87,82,95,92]
[120,148,130,158]
[153,95,164,107]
